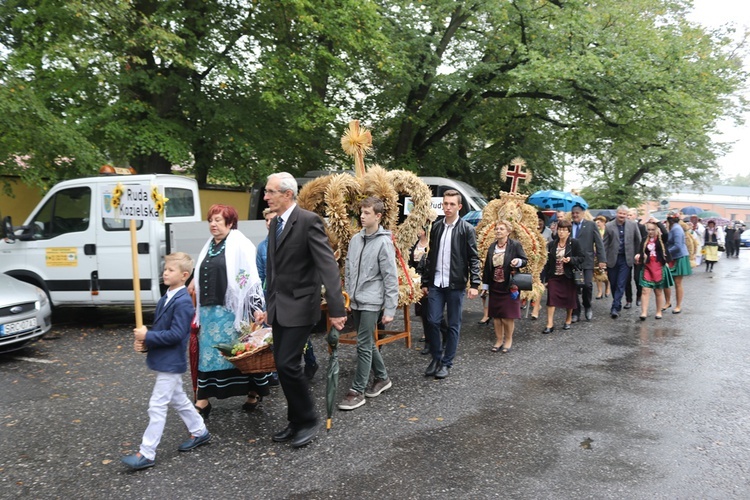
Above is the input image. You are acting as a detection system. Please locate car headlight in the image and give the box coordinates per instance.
[34,286,49,310]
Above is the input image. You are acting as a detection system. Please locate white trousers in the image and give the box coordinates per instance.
[140,372,206,460]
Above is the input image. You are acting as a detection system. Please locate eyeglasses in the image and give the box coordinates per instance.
[265,188,285,196]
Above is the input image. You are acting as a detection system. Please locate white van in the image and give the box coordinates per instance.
[1,174,202,307]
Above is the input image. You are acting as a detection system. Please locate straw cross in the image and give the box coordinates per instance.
[501,157,531,193]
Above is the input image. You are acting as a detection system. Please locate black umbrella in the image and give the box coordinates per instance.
[325,326,341,431]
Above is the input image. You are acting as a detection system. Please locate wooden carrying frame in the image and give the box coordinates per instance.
[327,304,412,349]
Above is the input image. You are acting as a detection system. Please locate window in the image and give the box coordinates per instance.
[103,218,143,231]
[30,187,91,239]
[165,188,195,217]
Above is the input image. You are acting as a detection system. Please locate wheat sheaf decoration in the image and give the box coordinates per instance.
[298,120,433,306]
[475,165,548,303]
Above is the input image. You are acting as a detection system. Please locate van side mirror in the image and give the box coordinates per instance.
[2,216,15,242]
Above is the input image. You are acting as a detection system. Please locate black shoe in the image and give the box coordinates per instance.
[542,327,554,334]
[477,317,491,325]
[272,425,296,443]
[268,373,280,387]
[623,302,632,309]
[242,393,262,412]
[571,314,579,324]
[434,365,450,379]
[585,308,593,321]
[636,299,642,307]
[195,402,212,420]
[421,344,432,355]
[611,310,619,319]
[291,422,320,448]
[304,363,319,381]
[562,323,571,330]
[425,358,440,377]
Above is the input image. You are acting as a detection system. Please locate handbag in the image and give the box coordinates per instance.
[572,268,585,287]
[510,272,533,291]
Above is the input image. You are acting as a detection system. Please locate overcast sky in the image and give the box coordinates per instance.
[688,0,750,179]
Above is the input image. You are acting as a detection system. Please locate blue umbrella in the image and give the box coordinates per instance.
[462,210,482,227]
[527,190,588,211]
[680,206,703,215]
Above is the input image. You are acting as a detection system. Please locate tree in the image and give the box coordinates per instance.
[368,0,747,204]
[0,0,746,208]
[0,0,388,189]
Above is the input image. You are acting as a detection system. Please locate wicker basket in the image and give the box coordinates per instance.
[225,344,276,374]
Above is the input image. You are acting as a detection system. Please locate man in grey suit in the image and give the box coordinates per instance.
[259,172,347,448]
[570,205,606,322]
[602,205,642,319]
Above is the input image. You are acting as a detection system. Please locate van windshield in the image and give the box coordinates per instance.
[453,180,488,209]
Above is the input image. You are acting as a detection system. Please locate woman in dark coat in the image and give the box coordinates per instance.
[481,220,528,353]
[542,219,584,333]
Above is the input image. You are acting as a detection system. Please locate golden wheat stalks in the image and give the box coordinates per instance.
[341,120,372,177]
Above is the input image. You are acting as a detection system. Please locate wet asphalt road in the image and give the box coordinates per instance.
[1,250,749,499]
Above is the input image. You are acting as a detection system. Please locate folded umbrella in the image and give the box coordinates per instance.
[325,326,341,431]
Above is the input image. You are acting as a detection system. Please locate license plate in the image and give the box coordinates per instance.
[0,318,38,336]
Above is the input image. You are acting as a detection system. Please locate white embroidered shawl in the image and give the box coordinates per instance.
[195,229,265,331]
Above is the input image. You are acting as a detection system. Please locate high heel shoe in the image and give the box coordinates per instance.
[195,402,212,420]
[242,393,263,412]
[477,317,491,325]
[662,303,672,311]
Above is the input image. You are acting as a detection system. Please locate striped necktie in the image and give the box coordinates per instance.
[275,216,284,248]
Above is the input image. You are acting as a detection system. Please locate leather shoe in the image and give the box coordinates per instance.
[272,425,296,443]
[542,327,554,334]
[562,323,571,330]
[178,430,211,451]
[421,344,431,355]
[434,364,450,379]
[623,302,632,309]
[291,422,320,448]
[585,308,593,321]
[611,310,619,319]
[425,358,440,377]
[121,453,155,470]
[571,314,579,324]
[636,299,642,307]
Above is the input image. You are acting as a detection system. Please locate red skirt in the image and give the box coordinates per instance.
[546,274,578,309]
[488,281,522,319]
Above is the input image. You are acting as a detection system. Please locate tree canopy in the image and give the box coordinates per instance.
[1,0,746,207]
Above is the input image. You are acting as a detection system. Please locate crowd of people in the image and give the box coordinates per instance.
[121,179,743,470]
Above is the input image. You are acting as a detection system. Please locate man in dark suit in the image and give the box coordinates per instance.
[570,205,606,322]
[625,208,648,307]
[260,172,346,448]
[603,205,642,319]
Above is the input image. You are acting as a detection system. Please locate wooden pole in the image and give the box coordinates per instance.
[130,218,143,328]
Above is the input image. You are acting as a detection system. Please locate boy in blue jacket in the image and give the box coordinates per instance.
[122,252,210,471]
